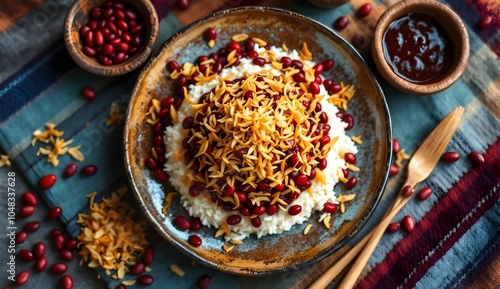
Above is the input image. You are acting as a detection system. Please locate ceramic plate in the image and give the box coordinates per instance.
[124,7,391,275]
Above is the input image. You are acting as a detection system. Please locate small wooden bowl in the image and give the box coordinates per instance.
[372,0,469,95]
[64,0,159,76]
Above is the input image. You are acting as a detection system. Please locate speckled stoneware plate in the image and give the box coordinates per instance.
[124,7,391,275]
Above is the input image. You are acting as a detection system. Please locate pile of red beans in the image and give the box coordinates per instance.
[13,190,76,289]
[79,0,144,65]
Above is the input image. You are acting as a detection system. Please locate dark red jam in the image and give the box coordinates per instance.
[382,13,453,84]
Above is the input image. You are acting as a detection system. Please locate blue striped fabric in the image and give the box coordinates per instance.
[0,1,499,288]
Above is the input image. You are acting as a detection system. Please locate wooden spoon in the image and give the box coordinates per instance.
[309,106,464,289]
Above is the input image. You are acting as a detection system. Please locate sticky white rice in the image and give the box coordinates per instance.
[162,45,357,240]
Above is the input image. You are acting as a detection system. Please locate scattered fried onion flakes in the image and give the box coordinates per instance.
[32,123,84,166]
[77,187,149,280]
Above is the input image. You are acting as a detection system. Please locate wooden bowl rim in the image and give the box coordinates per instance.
[371,0,470,95]
[63,0,159,76]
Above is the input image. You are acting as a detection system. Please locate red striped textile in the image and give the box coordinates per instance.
[357,137,500,288]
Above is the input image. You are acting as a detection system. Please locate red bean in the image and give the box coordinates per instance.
[98,55,113,65]
[386,222,400,233]
[294,174,308,186]
[116,19,128,31]
[82,46,97,57]
[358,3,372,17]
[174,216,190,230]
[153,169,169,182]
[113,52,127,64]
[266,204,278,215]
[224,185,236,196]
[102,43,115,55]
[128,46,139,53]
[197,275,211,289]
[345,177,357,189]
[417,187,432,200]
[321,60,333,72]
[342,168,349,178]
[54,235,65,250]
[131,34,141,46]
[342,114,354,130]
[81,165,97,175]
[189,235,202,247]
[190,217,202,231]
[167,61,180,72]
[51,263,67,274]
[33,242,46,258]
[334,16,349,30]
[84,30,94,47]
[392,138,401,154]
[48,206,63,219]
[16,271,30,286]
[253,205,266,215]
[39,174,57,189]
[16,231,28,244]
[35,256,48,272]
[125,9,137,20]
[309,81,320,95]
[288,205,302,216]
[143,245,154,265]
[22,191,37,206]
[442,151,460,163]
[352,34,365,48]
[137,275,154,286]
[401,185,414,198]
[115,42,130,52]
[146,157,158,170]
[344,152,356,164]
[176,0,190,10]
[318,158,327,170]
[253,57,266,66]
[402,215,415,232]
[81,87,96,100]
[131,262,145,275]
[479,15,493,29]
[18,206,35,218]
[80,25,91,37]
[24,221,40,232]
[115,9,125,20]
[19,249,35,261]
[205,28,217,40]
[251,216,261,228]
[65,239,78,250]
[130,24,143,34]
[389,164,399,176]
[94,30,104,46]
[329,83,342,94]
[312,63,324,76]
[227,215,242,225]
[60,249,74,261]
[63,163,78,177]
[61,275,74,289]
[88,20,98,30]
[121,32,132,43]
[50,229,63,238]
[228,41,242,53]
[323,202,338,214]
[468,151,485,166]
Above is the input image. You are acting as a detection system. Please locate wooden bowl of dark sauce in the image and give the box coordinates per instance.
[372,0,469,95]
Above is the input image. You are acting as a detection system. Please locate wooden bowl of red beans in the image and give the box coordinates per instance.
[64,0,159,76]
